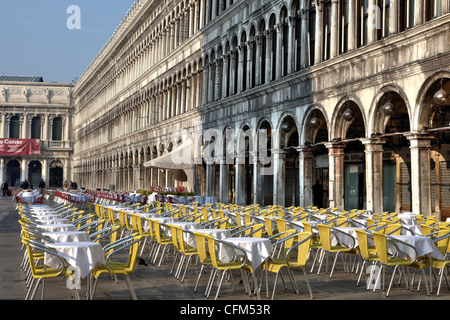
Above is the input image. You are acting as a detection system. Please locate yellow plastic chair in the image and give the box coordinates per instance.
[423,230,450,296]
[355,229,379,288]
[90,234,144,300]
[21,236,79,300]
[203,233,258,300]
[150,220,174,267]
[372,231,430,297]
[316,224,358,278]
[265,231,314,300]
[302,222,322,272]
[168,224,198,282]
[192,231,214,294]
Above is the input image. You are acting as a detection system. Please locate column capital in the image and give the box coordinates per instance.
[404,133,434,148]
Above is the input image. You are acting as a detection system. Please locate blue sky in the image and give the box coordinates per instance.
[0,1,135,83]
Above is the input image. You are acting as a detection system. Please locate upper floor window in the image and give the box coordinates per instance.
[52,117,62,141]
[31,117,41,139]
[425,0,442,21]
[9,116,20,139]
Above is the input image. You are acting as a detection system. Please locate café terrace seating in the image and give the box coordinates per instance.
[14,189,450,300]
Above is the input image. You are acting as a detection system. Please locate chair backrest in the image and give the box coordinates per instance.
[276,229,297,257]
[434,228,450,256]
[129,213,143,234]
[289,232,313,265]
[107,235,144,273]
[383,223,402,235]
[355,229,373,259]
[372,231,389,264]
[201,207,209,222]
[243,213,252,225]
[203,233,220,268]
[117,210,130,229]
[168,224,181,252]
[336,218,348,227]
[247,223,264,237]
[264,217,276,237]
[275,217,286,234]
[317,224,332,251]
[193,231,210,264]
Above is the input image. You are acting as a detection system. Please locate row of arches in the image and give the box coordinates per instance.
[1,159,65,188]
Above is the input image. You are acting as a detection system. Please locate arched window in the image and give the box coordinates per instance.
[9,116,20,139]
[52,117,63,141]
[31,116,41,139]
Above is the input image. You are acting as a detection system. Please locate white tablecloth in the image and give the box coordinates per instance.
[37,223,77,232]
[45,242,106,279]
[35,218,71,225]
[43,231,90,243]
[331,227,360,248]
[190,228,232,249]
[389,235,444,260]
[219,237,272,271]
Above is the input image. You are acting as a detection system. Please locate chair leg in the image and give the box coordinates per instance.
[194,264,205,293]
[215,270,227,300]
[124,274,138,300]
[386,265,399,297]
[181,255,193,283]
[356,260,366,287]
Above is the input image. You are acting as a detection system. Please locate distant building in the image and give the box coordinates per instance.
[0,76,74,189]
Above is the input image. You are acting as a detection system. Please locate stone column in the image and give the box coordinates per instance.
[235,155,246,206]
[272,149,286,207]
[42,158,48,185]
[330,0,339,58]
[325,143,346,210]
[246,41,254,88]
[0,159,4,185]
[414,0,424,26]
[367,0,377,44]
[265,30,272,83]
[252,151,262,205]
[314,0,323,65]
[276,24,283,79]
[347,0,356,51]
[286,17,295,74]
[21,159,27,182]
[299,147,314,208]
[202,64,209,105]
[255,36,262,86]
[0,113,5,138]
[206,163,216,197]
[406,133,434,216]
[361,138,386,214]
[222,54,229,97]
[237,46,244,93]
[389,0,399,35]
[219,158,229,203]
[300,9,309,68]
[229,53,236,95]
